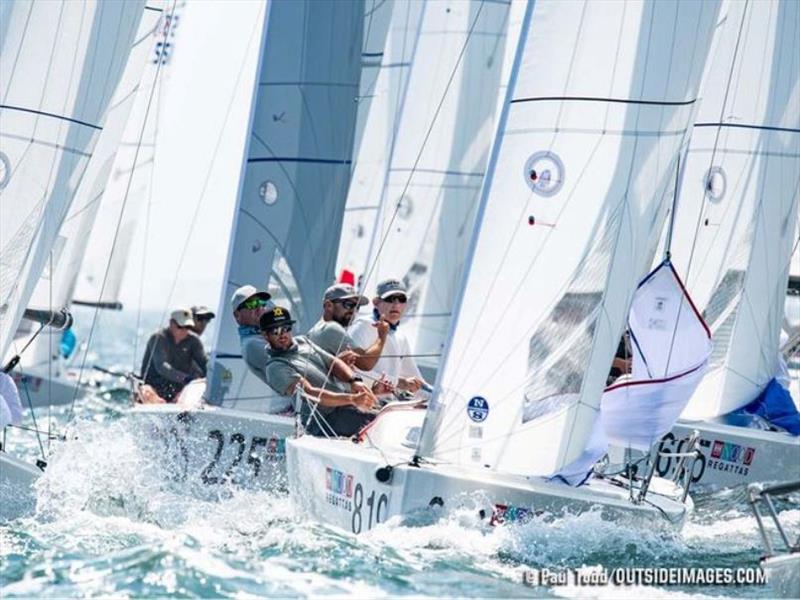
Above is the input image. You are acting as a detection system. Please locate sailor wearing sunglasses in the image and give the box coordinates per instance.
[307,283,390,371]
[231,284,274,385]
[260,306,377,437]
[348,279,429,395]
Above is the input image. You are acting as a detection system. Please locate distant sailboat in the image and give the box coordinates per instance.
[0,0,147,519]
[661,0,800,488]
[288,0,722,533]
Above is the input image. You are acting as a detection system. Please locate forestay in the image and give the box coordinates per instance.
[336,1,424,285]
[417,0,720,476]
[669,0,800,420]
[18,3,167,369]
[206,0,364,406]
[0,0,145,359]
[73,2,187,311]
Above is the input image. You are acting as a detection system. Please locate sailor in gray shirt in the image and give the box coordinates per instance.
[307,283,389,372]
[260,306,377,437]
[230,284,273,384]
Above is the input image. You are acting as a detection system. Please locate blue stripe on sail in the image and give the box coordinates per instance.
[382,62,411,69]
[0,104,102,130]
[390,167,484,178]
[216,353,243,359]
[248,157,352,165]
[694,122,800,134]
[510,96,697,107]
[362,52,384,57]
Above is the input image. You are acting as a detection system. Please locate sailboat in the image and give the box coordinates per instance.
[129,0,367,490]
[287,0,723,532]
[657,0,800,488]
[7,1,177,410]
[0,0,148,519]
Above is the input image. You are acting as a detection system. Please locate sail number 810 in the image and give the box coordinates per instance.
[351,483,389,534]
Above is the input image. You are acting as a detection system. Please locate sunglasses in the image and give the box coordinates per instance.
[333,299,358,310]
[265,325,292,336]
[240,297,269,310]
[382,294,407,304]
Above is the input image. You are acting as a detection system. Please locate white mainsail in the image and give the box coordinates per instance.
[17,3,167,372]
[417,0,720,476]
[401,1,514,376]
[336,1,425,285]
[0,0,145,359]
[362,1,510,317]
[72,2,187,311]
[206,0,365,405]
[669,0,800,420]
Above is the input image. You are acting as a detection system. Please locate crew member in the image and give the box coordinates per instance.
[230,285,273,383]
[190,305,216,337]
[261,306,376,436]
[141,308,207,402]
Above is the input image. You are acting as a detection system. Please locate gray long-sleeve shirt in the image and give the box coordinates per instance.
[141,328,207,401]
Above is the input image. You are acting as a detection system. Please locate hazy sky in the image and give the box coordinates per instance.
[118,1,263,316]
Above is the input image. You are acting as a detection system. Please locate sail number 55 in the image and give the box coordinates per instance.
[351,483,389,534]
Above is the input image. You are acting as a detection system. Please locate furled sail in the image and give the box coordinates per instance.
[336,1,424,285]
[0,0,145,359]
[72,2,187,310]
[16,3,167,371]
[669,0,800,420]
[417,0,720,476]
[206,0,364,406]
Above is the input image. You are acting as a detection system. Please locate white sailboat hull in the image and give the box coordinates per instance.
[659,420,800,489]
[287,411,692,535]
[761,553,800,599]
[0,451,41,521]
[128,403,294,493]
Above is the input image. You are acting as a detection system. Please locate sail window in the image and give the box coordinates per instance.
[259,180,279,205]
[524,151,564,197]
[0,152,9,190]
[396,195,413,219]
[703,166,726,203]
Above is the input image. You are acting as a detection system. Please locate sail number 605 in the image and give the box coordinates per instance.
[351,483,389,534]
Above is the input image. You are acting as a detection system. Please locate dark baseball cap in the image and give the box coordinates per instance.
[260,306,296,331]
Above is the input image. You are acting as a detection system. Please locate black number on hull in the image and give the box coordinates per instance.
[247,437,269,477]
[201,430,225,484]
[224,433,247,479]
[352,483,363,534]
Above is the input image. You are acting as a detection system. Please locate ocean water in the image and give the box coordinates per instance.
[1,306,797,598]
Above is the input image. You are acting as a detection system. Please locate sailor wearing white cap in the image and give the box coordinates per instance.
[230,284,274,384]
[140,307,207,402]
[348,279,428,394]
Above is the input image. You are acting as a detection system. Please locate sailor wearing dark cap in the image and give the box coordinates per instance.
[230,284,274,384]
[307,283,390,371]
[349,278,428,394]
[260,306,377,437]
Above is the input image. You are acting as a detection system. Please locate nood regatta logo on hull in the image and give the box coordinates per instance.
[325,467,354,511]
[706,439,755,476]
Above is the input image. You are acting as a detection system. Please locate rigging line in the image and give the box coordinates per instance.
[69,0,179,421]
[17,373,48,462]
